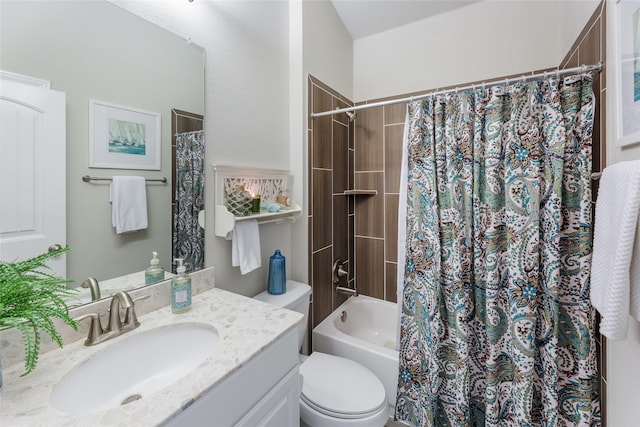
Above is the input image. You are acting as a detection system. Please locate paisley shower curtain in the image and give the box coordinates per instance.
[173,130,205,272]
[396,73,600,426]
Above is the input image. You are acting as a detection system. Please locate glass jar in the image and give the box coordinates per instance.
[225,185,252,216]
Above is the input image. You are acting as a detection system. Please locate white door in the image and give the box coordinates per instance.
[0,77,66,276]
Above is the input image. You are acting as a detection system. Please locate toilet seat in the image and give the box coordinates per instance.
[299,352,387,420]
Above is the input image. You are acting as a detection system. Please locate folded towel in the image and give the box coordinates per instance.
[109,176,148,234]
[232,219,261,275]
[590,160,640,339]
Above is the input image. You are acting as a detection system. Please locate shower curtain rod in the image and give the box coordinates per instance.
[311,62,603,119]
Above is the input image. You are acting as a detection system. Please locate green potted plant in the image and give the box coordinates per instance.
[0,247,78,379]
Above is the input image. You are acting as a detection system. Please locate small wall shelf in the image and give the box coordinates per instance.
[338,190,378,196]
[213,164,301,238]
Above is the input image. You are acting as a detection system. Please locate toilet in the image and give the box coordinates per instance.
[254,280,388,427]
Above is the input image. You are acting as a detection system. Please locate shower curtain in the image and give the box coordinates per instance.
[173,130,205,272]
[396,73,600,426]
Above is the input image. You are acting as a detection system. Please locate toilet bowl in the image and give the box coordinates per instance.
[253,281,388,427]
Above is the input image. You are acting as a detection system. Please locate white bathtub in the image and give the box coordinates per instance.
[312,295,399,414]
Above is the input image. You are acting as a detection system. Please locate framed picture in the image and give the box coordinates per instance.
[613,0,640,147]
[89,99,161,169]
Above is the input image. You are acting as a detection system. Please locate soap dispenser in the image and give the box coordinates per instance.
[171,259,192,313]
[145,251,165,285]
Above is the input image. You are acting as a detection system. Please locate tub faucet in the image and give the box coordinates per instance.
[332,260,349,284]
[80,277,101,301]
[336,285,358,297]
[333,259,357,296]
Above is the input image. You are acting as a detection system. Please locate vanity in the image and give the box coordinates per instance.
[0,271,303,426]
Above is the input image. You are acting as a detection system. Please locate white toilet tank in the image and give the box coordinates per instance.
[253,280,311,349]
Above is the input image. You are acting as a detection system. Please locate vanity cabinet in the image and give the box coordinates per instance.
[235,368,299,427]
[162,327,300,427]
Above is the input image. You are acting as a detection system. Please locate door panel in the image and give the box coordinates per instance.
[0,77,66,276]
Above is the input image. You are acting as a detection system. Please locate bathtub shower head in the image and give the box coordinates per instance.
[345,111,357,122]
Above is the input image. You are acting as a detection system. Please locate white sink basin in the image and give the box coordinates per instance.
[50,323,219,415]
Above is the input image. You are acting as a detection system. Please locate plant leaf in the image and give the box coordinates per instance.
[0,247,79,376]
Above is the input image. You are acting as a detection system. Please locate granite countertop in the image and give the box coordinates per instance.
[0,288,303,426]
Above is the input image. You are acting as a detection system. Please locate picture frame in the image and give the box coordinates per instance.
[613,0,640,147]
[89,99,161,169]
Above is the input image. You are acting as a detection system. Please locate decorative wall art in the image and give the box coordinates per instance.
[614,0,640,147]
[89,99,161,169]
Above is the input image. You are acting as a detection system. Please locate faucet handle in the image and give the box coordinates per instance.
[74,313,104,346]
[332,259,349,284]
[133,294,150,305]
[124,294,150,327]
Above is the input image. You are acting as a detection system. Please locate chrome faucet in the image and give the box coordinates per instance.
[80,277,101,301]
[108,291,139,333]
[75,291,149,346]
[332,260,348,284]
[333,259,358,297]
[336,285,358,297]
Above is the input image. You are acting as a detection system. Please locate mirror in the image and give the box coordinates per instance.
[0,1,205,304]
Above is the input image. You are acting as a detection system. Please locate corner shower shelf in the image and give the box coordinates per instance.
[338,190,378,196]
[213,164,301,238]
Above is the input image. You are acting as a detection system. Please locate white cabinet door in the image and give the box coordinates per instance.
[235,368,300,427]
[0,77,66,275]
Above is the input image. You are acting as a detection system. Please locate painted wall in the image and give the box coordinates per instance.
[302,0,354,100]
[559,0,602,59]
[112,0,295,297]
[289,0,307,286]
[353,0,600,101]
[0,0,203,285]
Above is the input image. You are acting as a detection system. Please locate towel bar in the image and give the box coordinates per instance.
[82,175,167,183]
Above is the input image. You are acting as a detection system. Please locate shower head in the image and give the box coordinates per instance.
[345,111,357,122]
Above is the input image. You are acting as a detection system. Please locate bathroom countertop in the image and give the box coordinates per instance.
[0,287,303,426]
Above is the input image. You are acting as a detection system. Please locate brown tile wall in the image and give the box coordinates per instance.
[308,76,354,329]
[560,2,607,425]
[307,76,407,328]
[352,103,406,303]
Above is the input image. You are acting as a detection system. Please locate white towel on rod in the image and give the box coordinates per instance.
[231,219,261,275]
[109,176,148,234]
[590,159,640,340]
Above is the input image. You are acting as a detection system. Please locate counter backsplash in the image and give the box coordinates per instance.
[0,267,216,370]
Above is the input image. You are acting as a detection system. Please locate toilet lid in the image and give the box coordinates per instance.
[299,352,387,419]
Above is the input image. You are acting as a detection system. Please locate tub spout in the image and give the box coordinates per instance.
[336,285,358,297]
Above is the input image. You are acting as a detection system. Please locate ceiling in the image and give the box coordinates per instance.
[330,0,480,40]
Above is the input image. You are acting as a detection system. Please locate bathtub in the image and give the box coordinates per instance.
[312,295,399,414]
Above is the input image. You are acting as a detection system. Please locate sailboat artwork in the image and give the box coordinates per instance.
[108,118,146,155]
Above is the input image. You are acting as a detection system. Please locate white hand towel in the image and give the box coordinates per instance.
[231,219,261,275]
[109,176,148,234]
[590,160,640,340]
